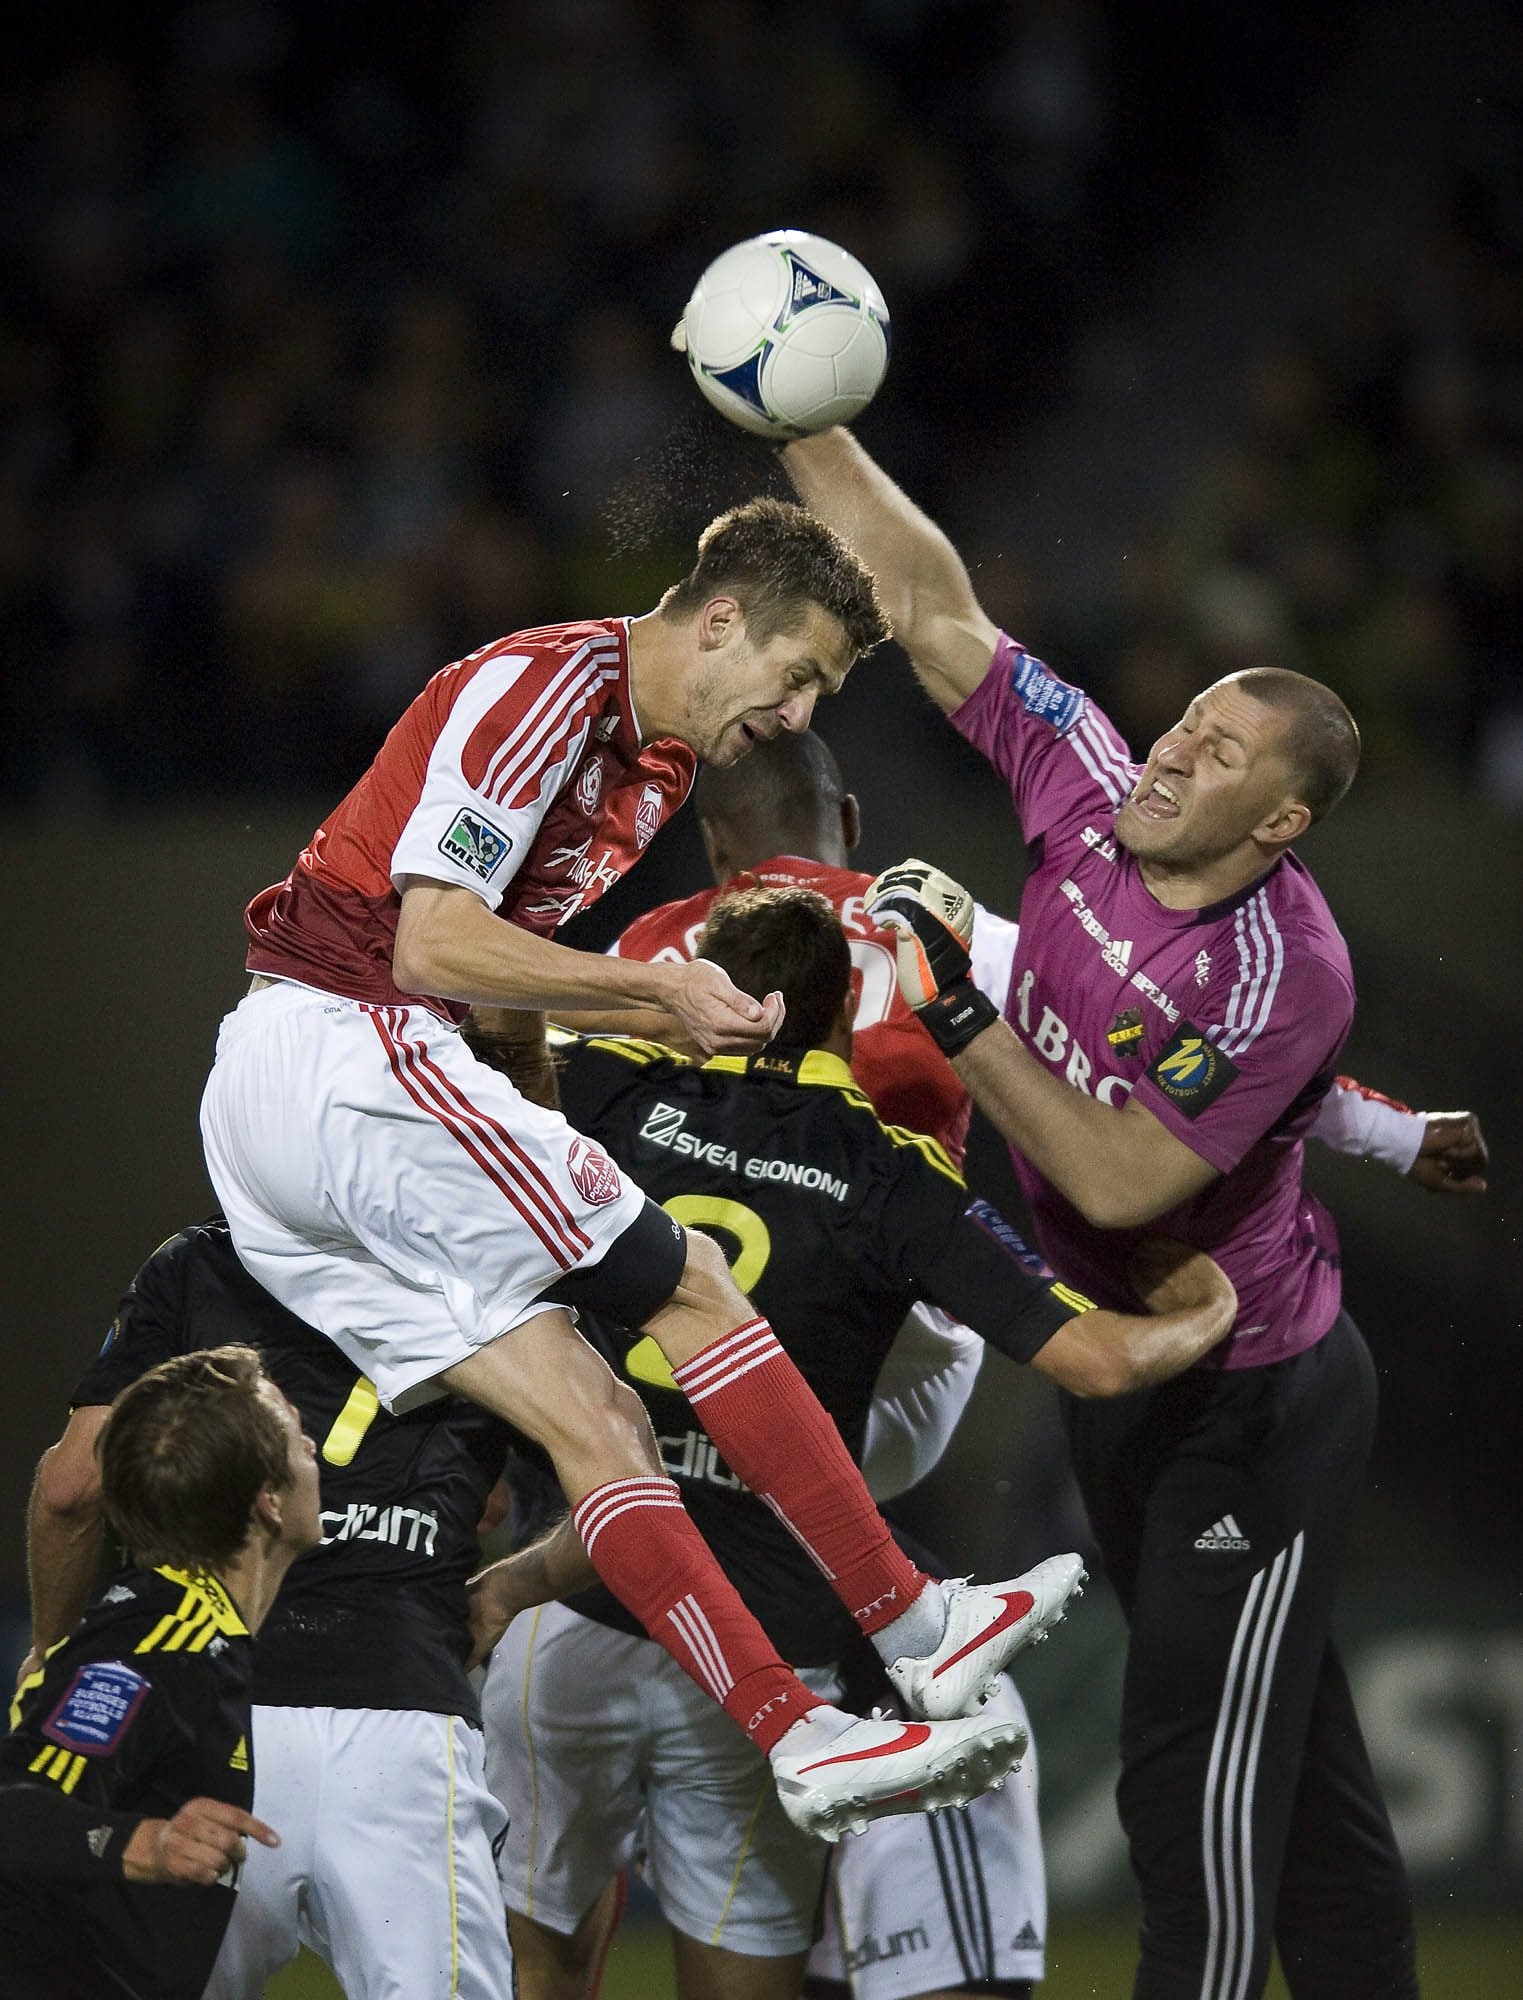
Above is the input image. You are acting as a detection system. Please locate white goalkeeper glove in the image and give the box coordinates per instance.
[865,860,999,1057]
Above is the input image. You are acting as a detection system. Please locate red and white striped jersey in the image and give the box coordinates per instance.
[245,620,697,1021]
[611,855,974,1166]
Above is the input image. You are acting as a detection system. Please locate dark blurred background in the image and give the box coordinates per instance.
[2,0,1519,1931]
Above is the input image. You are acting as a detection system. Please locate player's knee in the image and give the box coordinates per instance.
[679,1224,733,1296]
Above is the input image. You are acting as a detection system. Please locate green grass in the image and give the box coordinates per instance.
[265,1912,1523,1997]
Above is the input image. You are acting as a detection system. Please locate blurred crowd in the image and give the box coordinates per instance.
[1,0,1517,810]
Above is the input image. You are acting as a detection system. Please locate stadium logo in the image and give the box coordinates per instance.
[438,808,511,881]
[568,1136,622,1206]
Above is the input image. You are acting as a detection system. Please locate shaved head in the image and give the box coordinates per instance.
[692,729,854,875]
[1228,669,1360,821]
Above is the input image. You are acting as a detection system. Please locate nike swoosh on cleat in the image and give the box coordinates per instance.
[795,1724,933,1773]
[932,1591,1035,1679]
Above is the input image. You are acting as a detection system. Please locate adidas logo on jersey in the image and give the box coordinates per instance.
[1012,1920,1042,1950]
[1195,1514,1251,1552]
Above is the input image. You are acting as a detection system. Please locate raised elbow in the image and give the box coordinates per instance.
[1069,1348,1140,1399]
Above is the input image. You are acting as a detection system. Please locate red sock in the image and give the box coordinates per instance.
[573,1476,825,1754]
[672,1318,931,1636]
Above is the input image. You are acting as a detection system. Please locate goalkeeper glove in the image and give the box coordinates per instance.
[866,860,999,1058]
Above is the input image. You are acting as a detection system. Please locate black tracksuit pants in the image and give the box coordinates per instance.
[1062,1312,1418,2000]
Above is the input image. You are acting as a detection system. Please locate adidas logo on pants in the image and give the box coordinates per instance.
[1194,1514,1251,1552]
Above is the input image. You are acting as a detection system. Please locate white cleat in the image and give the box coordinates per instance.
[887,1554,1088,1721]
[771,1709,1028,1845]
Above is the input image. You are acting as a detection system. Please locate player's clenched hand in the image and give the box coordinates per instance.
[662,957,785,1055]
[865,859,996,1057]
[1407,1110,1489,1194]
[1129,1238,1237,1335]
[121,1798,279,1886]
[464,1564,520,1668]
[865,859,975,1001]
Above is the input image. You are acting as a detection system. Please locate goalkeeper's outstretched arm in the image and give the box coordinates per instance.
[781,428,999,713]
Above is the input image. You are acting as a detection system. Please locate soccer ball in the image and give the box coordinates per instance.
[677,231,890,439]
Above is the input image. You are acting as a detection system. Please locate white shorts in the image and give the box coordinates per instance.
[200,979,651,1403]
[204,1705,512,2000]
[807,1678,1046,1995]
[482,1601,840,1957]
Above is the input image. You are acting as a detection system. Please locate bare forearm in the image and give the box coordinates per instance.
[547,1003,695,1050]
[26,1476,104,1655]
[780,429,998,710]
[503,1513,597,1603]
[1036,1302,1228,1398]
[396,885,671,1013]
[467,1511,597,1665]
[954,1022,1211,1226]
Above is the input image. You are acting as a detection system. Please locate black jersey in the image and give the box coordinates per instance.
[69,1222,512,1722]
[0,1566,254,2000]
[552,1033,1092,1665]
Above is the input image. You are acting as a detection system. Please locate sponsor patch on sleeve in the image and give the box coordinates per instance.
[1146,1022,1239,1118]
[438,808,512,881]
[1009,648,1084,734]
[43,1661,151,1756]
[967,1198,1054,1278]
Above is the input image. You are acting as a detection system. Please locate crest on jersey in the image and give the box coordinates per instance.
[44,1661,150,1756]
[634,781,666,850]
[1107,1008,1145,1059]
[567,1136,622,1206]
[439,809,512,881]
[575,755,604,816]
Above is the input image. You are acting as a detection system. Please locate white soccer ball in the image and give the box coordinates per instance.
[678,230,890,439]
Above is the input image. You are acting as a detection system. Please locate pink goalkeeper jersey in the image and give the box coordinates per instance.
[953,635,1355,1371]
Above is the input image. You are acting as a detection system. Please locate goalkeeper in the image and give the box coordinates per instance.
[775,427,1486,2000]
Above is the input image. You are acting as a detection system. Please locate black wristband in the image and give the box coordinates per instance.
[917,980,998,1057]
